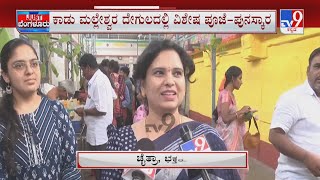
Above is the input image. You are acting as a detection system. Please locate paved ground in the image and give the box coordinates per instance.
[80,157,275,180]
[81,169,95,180]
[247,158,275,180]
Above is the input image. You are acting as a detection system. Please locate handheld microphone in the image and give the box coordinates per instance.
[122,138,156,180]
[131,170,145,180]
[179,125,211,180]
[134,138,156,151]
[180,125,193,142]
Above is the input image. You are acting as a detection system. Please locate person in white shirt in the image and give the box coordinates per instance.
[269,47,320,180]
[41,83,55,94]
[75,53,114,180]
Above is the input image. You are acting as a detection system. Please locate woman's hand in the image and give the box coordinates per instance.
[237,106,251,119]
[239,106,251,113]
[237,107,258,122]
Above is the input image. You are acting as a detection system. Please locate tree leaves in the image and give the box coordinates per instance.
[50,47,67,57]
[73,61,79,77]
[26,34,84,79]
[210,36,222,49]
[50,63,59,77]
[58,35,71,43]
[0,28,12,51]
[40,62,47,78]
[72,44,82,58]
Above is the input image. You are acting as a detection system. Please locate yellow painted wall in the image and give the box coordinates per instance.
[189,52,212,118]
[190,28,320,143]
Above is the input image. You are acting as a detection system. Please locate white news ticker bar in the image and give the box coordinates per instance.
[77,151,248,169]
[47,10,276,33]
[94,6,160,9]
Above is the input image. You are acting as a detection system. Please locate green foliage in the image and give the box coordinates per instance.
[73,61,80,77]
[40,63,47,78]
[204,35,227,58]
[58,35,71,43]
[0,28,12,51]
[50,47,67,57]
[26,34,84,79]
[27,34,58,78]
[50,63,59,77]
[72,44,82,58]
[210,36,222,49]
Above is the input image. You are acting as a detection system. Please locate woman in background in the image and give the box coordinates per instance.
[215,66,255,180]
[99,59,116,89]
[108,60,129,128]
[132,80,148,123]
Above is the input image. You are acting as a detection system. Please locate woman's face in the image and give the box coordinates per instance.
[141,50,186,113]
[2,44,41,96]
[233,74,243,90]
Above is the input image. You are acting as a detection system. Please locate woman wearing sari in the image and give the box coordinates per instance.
[100,40,240,180]
[108,60,129,128]
[215,66,254,180]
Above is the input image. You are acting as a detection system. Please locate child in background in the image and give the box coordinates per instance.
[132,80,148,123]
[133,103,148,123]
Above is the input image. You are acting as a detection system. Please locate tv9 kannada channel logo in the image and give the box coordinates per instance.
[16,11,50,33]
[280,9,304,34]
[180,135,211,152]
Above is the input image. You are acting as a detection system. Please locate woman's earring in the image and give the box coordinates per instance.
[141,91,146,98]
[37,87,41,95]
[6,84,12,94]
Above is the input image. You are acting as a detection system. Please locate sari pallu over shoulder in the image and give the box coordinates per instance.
[101,121,240,180]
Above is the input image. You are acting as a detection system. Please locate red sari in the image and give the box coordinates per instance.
[110,73,127,127]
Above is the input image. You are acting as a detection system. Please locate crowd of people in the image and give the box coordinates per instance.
[0,37,319,180]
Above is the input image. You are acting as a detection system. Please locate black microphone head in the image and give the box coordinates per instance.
[132,170,146,180]
[179,125,193,142]
[135,138,155,151]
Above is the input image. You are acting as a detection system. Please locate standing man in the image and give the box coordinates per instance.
[269,47,320,179]
[75,54,114,180]
[120,66,134,125]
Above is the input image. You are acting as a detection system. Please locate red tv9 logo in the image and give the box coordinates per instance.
[290,10,303,27]
[193,135,211,151]
[180,134,211,151]
[280,9,304,34]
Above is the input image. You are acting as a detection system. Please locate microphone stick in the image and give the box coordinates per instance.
[179,125,210,180]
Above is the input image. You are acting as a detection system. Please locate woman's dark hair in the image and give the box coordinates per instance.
[224,66,242,88]
[120,66,130,76]
[133,40,195,83]
[99,64,116,89]
[108,60,119,73]
[100,59,109,67]
[0,38,38,176]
